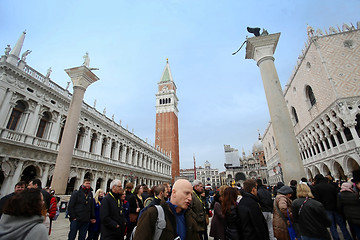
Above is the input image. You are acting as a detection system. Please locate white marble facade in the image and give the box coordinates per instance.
[263,23,360,185]
[0,33,171,197]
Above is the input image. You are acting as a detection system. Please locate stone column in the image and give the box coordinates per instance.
[41,164,50,187]
[113,142,119,160]
[92,171,98,191]
[245,33,305,184]
[52,66,99,194]
[349,125,360,146]
[121,145,127,163]
[25,102,41,136]
[10,160,24,191]
[0,89,13,127]
[75,169,86,190]
[83,128,92,152]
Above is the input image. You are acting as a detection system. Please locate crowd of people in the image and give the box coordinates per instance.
[0,169,359,240]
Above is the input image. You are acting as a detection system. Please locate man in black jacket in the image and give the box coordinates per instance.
[100,179,126,240]
[238,179,269,240]
[68,178,96,240]
[313,174,352,240]
[256,179,275,240]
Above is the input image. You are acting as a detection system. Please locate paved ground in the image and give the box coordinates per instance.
[50,212,215,240]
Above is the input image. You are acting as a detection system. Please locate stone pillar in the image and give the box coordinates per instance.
[94,135,102,155]
[0,89,13,127]
[52,66,99,194]
[41,164,50,187]
[83,128,92,152]
[10,160,24,191]
[113,142,119,160]
[104,139,111,158]
[48,113,62,142]
[92,171,98,191]
[25,102,41,136]
[339,128,349,149]
[75,169,86,190]
[245,33,305,184]
[349,125,360,146]
[121,145,127,163]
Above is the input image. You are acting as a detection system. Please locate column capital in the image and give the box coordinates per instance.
[64,66,99,90]
[245,32,281,63]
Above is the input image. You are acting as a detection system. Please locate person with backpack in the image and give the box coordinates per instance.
[133,179,199,240]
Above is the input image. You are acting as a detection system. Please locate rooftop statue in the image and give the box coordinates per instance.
[4,45,11,56]
[46,67,52,78]
[82,52,90,67]
[21,50,32,61]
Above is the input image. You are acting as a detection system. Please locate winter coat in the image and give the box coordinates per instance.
[337,191,360,225]
[292,197,331,239]
[189,190,207,232]
[100,191,126,240]
[0,192,15,217]
[68,186,95,222]
[238,192,269,240]
[257,185,273,212]
[224,205,241,240]
[0,214,48,240]
[210,201,225,239]
[273,194,293,240]
[88,198,102,233]
[312,181,338,211]
[133,200,199,240]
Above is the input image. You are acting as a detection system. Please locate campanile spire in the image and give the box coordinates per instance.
[155,59,179,183]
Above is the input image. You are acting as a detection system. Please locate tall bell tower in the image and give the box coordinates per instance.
[155,59,179,183]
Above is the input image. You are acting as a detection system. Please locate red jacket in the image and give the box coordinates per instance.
[48,196,57,219]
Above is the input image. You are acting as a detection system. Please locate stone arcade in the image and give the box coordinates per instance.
[0,32,171,196]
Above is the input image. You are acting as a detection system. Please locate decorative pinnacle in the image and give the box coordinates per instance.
[166,58,168,63]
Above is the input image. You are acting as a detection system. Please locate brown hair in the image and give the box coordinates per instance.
[134,185,142,195]
[243,179,257,193]
[126,182,134,191]
[219,185,229,198]
[3,188,45,217]
[222,187,238,215]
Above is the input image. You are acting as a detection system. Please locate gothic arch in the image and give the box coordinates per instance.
[305,168,313,180]
[320,163,331,176]
[333,161,346,180]
[235,172,246,181]
[345,157,360,175]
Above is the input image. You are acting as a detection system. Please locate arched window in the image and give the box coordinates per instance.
[291,107,299,124]
[6,101,26,130]
[36,112,50,138]
[306,85,316,106]
[110,141,116,159]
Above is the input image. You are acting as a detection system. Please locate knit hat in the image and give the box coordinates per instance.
[340,182,354,193]
[277,186,293,195]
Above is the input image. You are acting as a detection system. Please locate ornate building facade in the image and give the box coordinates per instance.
[179,161,221,188]
[263,22,360,185]
[224,136,268,186]
[155,60,180,183]
[0,32,172,197]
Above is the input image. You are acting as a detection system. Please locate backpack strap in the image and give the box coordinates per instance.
[153,205,166,240]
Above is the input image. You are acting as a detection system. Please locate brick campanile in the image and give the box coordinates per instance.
[155,59,179,183]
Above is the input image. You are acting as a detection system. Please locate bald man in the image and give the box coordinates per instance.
[134,179,199,240]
